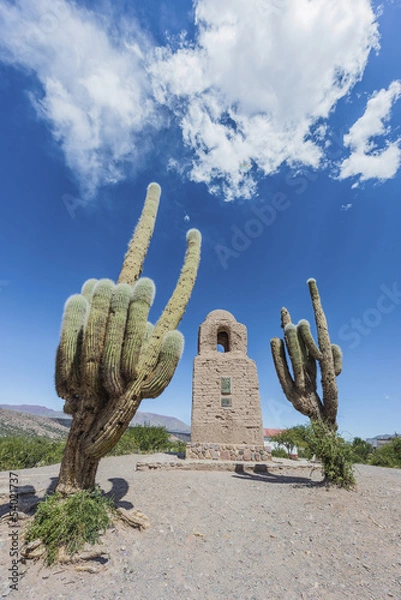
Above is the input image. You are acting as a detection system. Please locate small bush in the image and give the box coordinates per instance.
[108,424,172,455]
[25,487,114,565]
[304,421,356,489]
[370,437,401,468]
[167,439,187,454]
[351,437,373,464]
[271,448,288,458]
[0,436,65,470]
[0,425,183,471]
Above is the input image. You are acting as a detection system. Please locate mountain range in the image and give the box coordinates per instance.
[0,404,190,433]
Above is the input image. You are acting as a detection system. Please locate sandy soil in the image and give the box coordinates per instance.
[0,455,400,600]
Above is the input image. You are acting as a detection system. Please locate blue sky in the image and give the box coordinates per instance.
[0,0,400,439]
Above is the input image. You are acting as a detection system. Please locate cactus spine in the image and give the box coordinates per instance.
[270,279,342,429]
[55,183,201,494]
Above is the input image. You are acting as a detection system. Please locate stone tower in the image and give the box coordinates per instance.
[187,310,270,461]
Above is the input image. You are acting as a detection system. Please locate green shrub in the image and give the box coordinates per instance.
[0,425,182,471]
[271,448,288,458]
[107,424,172,455]
[370,437,401,468]
[0,436,65,471]
[25,487,114,565]
[351,437,373,464]
[167,439,186,454]
[271,425,311,458]
[304,421,356,488]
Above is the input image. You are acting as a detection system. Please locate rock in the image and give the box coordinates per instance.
[243,450,252,461]
[21,539,46,560]
[75,565,99,573]
[116,507,151,530]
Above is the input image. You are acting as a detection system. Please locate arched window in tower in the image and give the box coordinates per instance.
[216,329,229,353]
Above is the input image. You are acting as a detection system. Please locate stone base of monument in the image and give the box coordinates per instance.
[186,442,271,462]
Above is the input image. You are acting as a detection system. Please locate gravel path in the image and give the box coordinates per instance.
[0,457,400,599]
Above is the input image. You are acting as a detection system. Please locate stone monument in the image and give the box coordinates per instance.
[187,310,270,461]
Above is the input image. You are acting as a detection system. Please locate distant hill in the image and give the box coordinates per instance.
[366,433,399,448]
[132,411,190,432]
[0,408,69,439]
[0,404,190,433]
[0,404,67,419]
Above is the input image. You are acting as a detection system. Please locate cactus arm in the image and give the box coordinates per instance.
[85,383,143,460]
[331,344,342,376]
[87,330,183,458]
[55,294,88,400]
[139,322,154,358]
[283,324,306,392]
[280,307,292,328]
[87,231,201,459]
[307,279,332,356]
[271,337,320,418]
[139,228,201,373]
[297,319,323,360]
[102,283,133,397]
[270,337,295,399]
[121,279,155,380]
[81,279,115,400]
[307,278,338,426]
[141,331,184,398]
[81,279,98,301]
[117,183,161,286]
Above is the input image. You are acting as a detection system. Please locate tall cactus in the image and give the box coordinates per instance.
[55,183,201,495]
[270,279,342,429]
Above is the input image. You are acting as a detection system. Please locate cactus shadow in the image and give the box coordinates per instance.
[232,464,325,486]
[1,476,135,521]
[0,477,59,519]
[105,477,134,510]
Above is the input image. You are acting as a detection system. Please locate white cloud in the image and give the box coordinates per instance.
[0,0,381,200]
[0,0,157,196]
[341,203,353,211]
[339,80,401,183]
[151,0,379,199]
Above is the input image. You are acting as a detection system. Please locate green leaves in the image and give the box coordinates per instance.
[25,487,114,565]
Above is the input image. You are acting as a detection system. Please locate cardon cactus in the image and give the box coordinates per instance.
[270,278,342,429]
[55,183,201,494]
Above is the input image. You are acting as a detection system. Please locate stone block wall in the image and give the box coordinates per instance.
[186,443,271,462]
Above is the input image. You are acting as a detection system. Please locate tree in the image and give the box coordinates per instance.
[370,436,401,468]
[270,278,342,430]
[351,437,373,464]
[54,183,201,495]
[271,429,299,457]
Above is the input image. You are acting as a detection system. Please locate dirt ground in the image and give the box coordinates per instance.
[0,455,400,600]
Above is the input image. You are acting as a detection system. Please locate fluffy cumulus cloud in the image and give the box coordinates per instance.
[0,0,156,196]
[0,0,382,199]
[338,80,401,183]
[151,0,379,199]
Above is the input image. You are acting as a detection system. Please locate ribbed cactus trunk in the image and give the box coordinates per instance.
[55,184,201,495]
[57,419,100,492]
[270,279,342,430]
